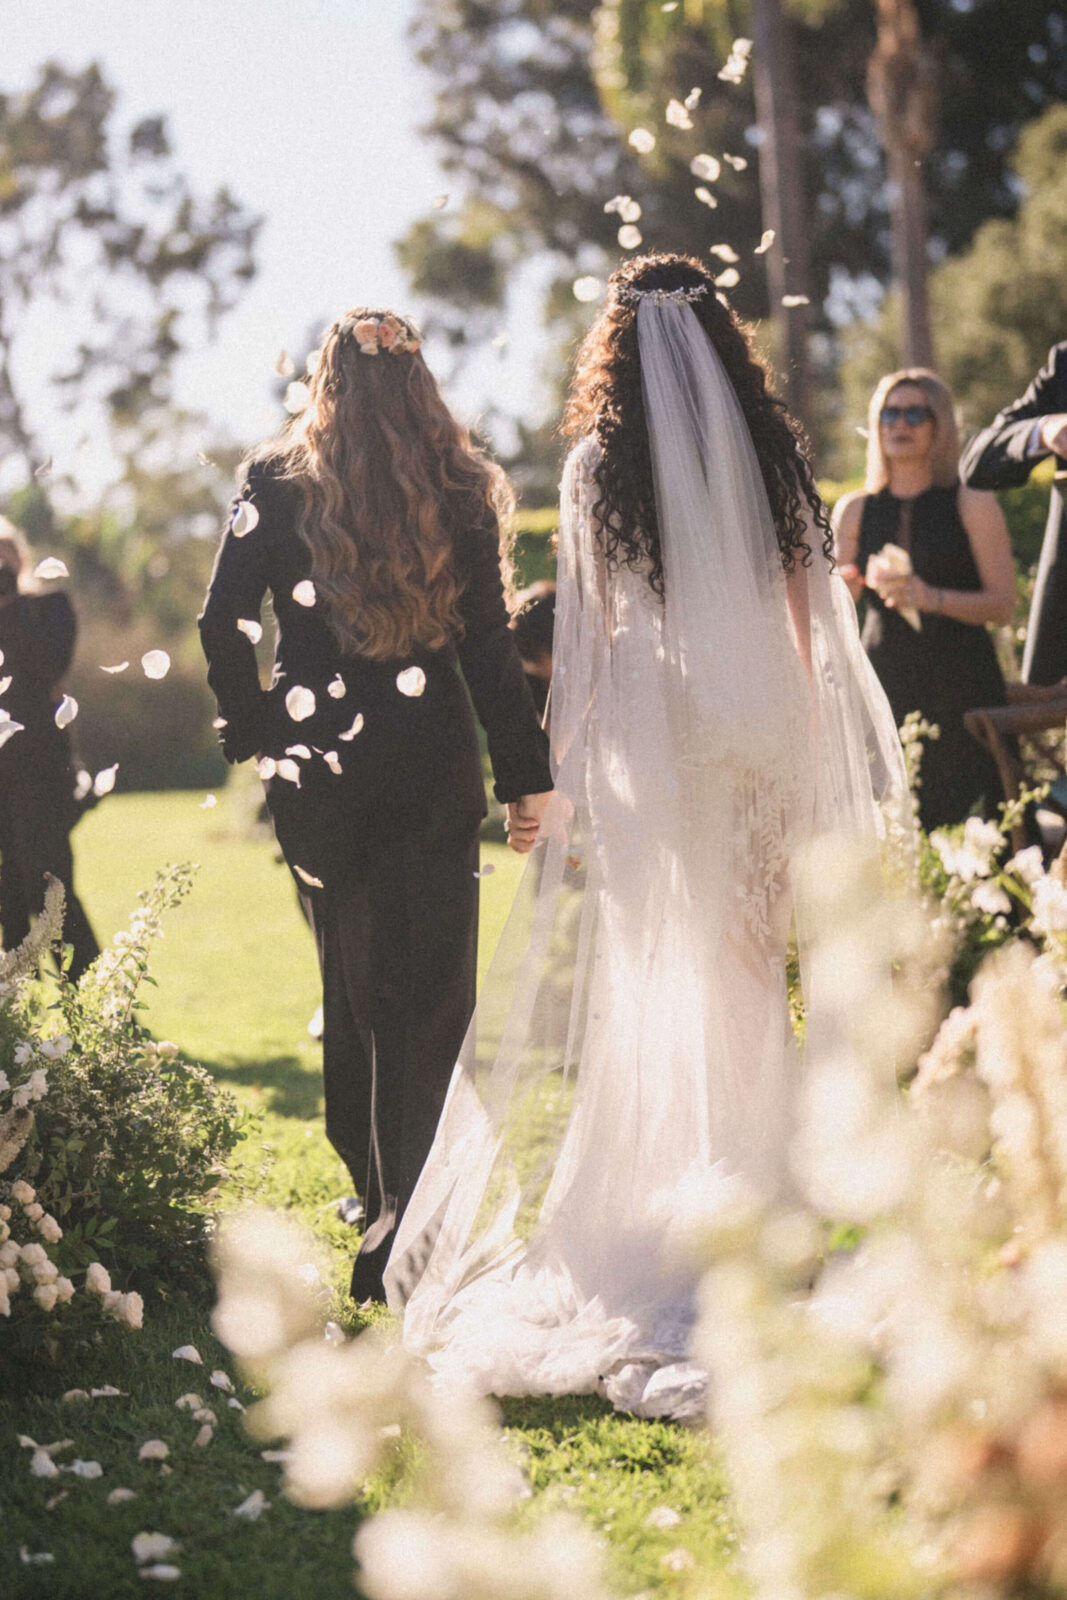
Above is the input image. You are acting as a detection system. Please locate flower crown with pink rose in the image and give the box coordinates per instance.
[343,311,422,356]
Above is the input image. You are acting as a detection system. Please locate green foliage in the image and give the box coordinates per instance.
[6,866,249,1303]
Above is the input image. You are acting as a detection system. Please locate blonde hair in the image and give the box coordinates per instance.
[251,308,515,662]
[0,516,34,592]
[864,368,960,493]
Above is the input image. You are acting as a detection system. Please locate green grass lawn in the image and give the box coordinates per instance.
[0,788,741,1600]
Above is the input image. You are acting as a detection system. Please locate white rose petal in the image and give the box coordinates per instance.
[715,268,740,288]
[291,580,316,607]
[107,1487,137,1504]
[233,1489,270,1521]
[175,1394,204,1411]
[237,618,263,644]
[710,243,739,262]
[141,650,170,680]
[93,764,119,796]
[209,1369,234,1392]
[231,500,260,538]
[323,750,342,775]
[227,1398,245,1412]
[339,713,364,741]
[55,695,78,729]
[284,381,311,414]
[474,863,496,879]
[572,276,602,303]
[327,674,346,699]
[90,1385,125,1398]
[101,661,130,673]
[285,744,311,759]
[30,1451,60,1478]
[396,666,426,698]
[684,86,701,110]
[293,865,324,889]
[285,685,316,722]
[194,1424,213,1448]
[618,224,643,250]
[34,558,69,581]
[133,1534,178,1566]
[755,229,775,253]
[665,99,693,129]
[274,350,295,378]
[171,1345,203,1364]
[723,152,748,170]
[782,294,811,307]
[62,1390,90,1404]
[140,1565,182,1582]
[275,759,301,785]
[138,1440,169,1462]
[628,127,656,154]
[690,153,721,182]
[68,1459,103,1479]
[191,1407,216,1424]
[694,186,718,209]
[255,757,276,781]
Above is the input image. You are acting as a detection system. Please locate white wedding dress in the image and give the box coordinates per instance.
[385,297,910,1418]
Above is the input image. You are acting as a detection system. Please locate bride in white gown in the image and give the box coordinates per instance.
[385,253,910,1418]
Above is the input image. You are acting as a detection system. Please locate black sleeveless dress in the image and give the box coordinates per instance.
[857,485,1007,831]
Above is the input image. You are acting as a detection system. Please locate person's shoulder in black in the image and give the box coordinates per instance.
[960,342,1067,491]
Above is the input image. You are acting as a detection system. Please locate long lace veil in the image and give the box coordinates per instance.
[385,296,910,1401]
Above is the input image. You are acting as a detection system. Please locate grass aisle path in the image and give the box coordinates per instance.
[1,790,740,1600]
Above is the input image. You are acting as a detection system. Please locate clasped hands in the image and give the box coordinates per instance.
[504,790,560,855]
[837,562,936,614]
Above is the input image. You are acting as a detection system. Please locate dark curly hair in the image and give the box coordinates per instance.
[562,252,832,595]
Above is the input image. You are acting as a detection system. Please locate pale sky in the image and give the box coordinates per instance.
[2,0,551,493]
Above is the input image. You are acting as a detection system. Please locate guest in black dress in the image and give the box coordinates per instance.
[199,309,553,1301]
[832,369,1016,831]
[0,518,100,978]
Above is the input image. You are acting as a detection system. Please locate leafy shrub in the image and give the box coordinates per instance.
[4,864,249,1299]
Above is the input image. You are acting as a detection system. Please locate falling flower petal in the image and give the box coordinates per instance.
[715,267,740,288]
[199,794,217,809]
[237,618,262,644]
[628,127,656,154]
[323,751,342,775]
[0,713,25,748]
[73,769,92,801]
[285,685,316,722]
[755,229,775,253]
[0,675,11,694]
[233,1490,270,1521]
[209,1370,234,1392]
[431,194,449,209]
[138,1441,169,1461]
[255,756,277,780]
[284,744,311,759]
[723,152,748,170]
[231,501,259,537]
[396,666,426,698]
[490,331,508,350]
[292,580,316,607]
[284,381,311,413]
[684,86,702,111]
[710,244,739,262]
[275,759,301,785]
[101,661,129,674]
[572,276,602,303]
[141,650,170,680]
[666,99,693,130]
[293,865,324,889]
[33,558,69,582]
[662,2,678,10]
[306,348,322,374]
[718,38,753,84]
[690,153,721,182]
[694,187,719,209]
[325,675,346,702]
[474,863,496,879]
[618,224,643,250]
[171,1345,203,1365]
[196,451,215,467]
[782,293,810,306]
[107,1488,136,1505]
[34,457,53,479]
[273,350,295,378]
[339,712,364,740]
[93,764,119,797]
[55,695,78,730]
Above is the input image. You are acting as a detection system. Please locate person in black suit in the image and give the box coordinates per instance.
[199,308,553,1302]
[0,517,100,979]
[960,342,1067,685]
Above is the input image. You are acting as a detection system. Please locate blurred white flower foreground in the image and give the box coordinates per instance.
[215,828,1067,1600]
[212,1211,615,1600]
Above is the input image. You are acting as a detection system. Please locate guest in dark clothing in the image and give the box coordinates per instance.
[0,518,100,979]
[509,580,556,724]
[960,342,1067,686]
[832,369,1016,832]
[199,308,553,1302]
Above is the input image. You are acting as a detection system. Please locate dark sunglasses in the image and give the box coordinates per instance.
[880,403,934,427]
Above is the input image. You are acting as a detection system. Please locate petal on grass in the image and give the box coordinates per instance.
[171,1345,203,1364]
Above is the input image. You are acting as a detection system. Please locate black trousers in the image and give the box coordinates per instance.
[0,779,100,982]
[301,818,480,1302]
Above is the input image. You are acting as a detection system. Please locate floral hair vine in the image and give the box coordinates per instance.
[343,312,422,356]
[616,283,709,306]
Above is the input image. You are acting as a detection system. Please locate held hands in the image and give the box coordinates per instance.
[1039,414,1067,458]
[505,790,554,855]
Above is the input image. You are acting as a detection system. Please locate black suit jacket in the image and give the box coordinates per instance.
[960,341,1067,683]
[198,461,552,884]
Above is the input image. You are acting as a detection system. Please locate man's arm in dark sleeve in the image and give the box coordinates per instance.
[960,343,1067,490]
[454,510,553,804]
[198,467,273,763]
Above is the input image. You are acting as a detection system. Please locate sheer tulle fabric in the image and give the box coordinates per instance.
[385,300,911,1416]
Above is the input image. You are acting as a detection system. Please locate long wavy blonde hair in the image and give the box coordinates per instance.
[864,368,961,493]
[257,308,514,661]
